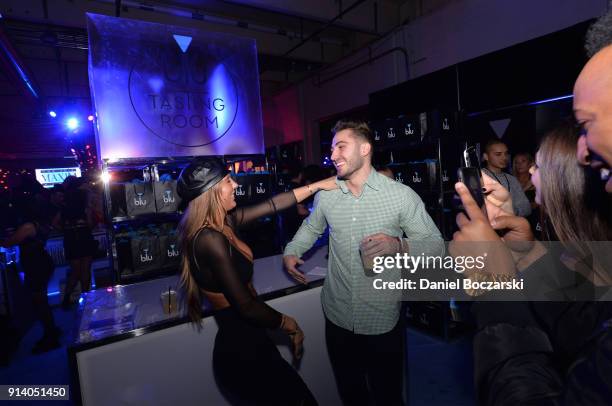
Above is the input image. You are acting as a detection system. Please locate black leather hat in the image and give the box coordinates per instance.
[177,157,229,203]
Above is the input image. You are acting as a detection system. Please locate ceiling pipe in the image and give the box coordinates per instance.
[94,0,345,47]
[282,0,368,57]
[216,0,380,37]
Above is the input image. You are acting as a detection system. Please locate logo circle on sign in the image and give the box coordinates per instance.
[128,46,239,147]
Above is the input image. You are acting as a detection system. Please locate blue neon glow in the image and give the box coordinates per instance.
[66,117,79,130]
[527,94,573,106]
[0,47,39,99]
[49,110,57,118]
[468,94,574,117]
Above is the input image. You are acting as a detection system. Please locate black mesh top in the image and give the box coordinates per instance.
[190,191,298,328]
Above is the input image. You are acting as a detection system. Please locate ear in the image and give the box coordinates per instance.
[576,135,590,165]
[482,152,489,162]
[360,142,372,157]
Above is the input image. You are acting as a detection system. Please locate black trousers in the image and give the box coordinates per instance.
[325,317,405,406]
[23,253,56,337]
[213,309,318,406]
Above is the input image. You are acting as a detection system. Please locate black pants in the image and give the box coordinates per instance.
[325,318,405,406]
[213,309,317,406]
[23,253,56,338]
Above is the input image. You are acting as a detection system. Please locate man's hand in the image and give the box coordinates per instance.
[283,255,307,284]
[360,233,401,258]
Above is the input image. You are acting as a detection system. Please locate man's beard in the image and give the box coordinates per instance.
[337,158,364,180]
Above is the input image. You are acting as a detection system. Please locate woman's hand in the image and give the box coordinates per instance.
[289,327,304,360]
[292,176,337,204]
[491,215,546,271]
[482,172,514,221]
[450,182,516,277]
[281,315,305,360]
[313,176,338,192]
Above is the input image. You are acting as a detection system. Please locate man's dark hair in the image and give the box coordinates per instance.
[332,120,373,145]
[585,5,612,57]
[484,139,507,154]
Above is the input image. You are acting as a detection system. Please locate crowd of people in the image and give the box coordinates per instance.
[0,172,101,354]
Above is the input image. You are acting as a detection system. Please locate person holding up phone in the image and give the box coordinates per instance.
[451,120,612,404]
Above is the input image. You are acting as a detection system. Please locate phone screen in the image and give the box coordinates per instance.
[458,145,487,218]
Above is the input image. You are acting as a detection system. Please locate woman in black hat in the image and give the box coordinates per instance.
[177,157,336,406]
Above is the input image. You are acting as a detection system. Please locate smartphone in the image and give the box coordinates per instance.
[457,145,487,218]
[457,167,486,209]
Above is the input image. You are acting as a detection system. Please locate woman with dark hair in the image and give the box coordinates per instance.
[1,200,60,353]
[177,157,336,406]
[60,181,96,308]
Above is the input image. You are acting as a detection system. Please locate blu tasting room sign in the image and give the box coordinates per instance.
[86,13,264,160]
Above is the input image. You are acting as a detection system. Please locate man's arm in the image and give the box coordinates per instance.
[0,223,35,248]
[399,188,444,257]
[508,175,532,217]
[284,191,328,258]
[283,191,329,283]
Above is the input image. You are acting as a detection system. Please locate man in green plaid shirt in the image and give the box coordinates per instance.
[284,120,443,405]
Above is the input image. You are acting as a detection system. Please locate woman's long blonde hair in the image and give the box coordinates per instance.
[178,182,226,327]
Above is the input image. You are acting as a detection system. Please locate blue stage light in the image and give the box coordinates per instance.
[87,115,94,122]
[49,110,57,118]
[66,117,79,130]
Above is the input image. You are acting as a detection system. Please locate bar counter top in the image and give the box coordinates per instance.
[72,245,328,347]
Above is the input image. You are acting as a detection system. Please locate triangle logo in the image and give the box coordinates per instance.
[489,118,511,139]
[173,34,193,53]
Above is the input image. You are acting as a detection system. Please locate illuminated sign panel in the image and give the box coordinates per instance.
[35,167,82,188]
[86,13,264,160]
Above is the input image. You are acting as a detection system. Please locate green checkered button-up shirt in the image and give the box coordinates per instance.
[284,168,443,334]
